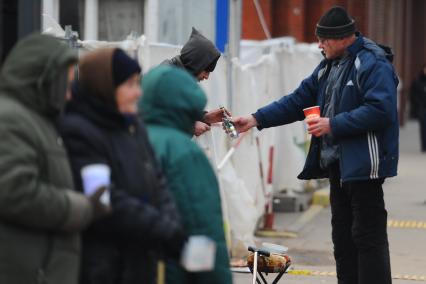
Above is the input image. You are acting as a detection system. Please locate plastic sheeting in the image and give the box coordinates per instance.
[43,23,322,256]
[239,37,295,65]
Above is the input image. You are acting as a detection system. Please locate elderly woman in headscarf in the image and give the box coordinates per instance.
[59,48,185,284]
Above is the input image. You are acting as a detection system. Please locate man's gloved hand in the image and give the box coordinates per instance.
[88,186,112,220]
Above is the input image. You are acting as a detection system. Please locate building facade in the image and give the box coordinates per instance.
[242,0,426,124]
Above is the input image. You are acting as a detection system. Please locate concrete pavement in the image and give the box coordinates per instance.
[233,121,426,283]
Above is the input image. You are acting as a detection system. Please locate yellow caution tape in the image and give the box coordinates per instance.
[287,269,312,275]
[287,270,426,281]
[388,219,426,229]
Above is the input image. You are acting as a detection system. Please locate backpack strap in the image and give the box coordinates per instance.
[377,44,394,63]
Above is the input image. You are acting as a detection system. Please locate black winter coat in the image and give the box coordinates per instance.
[59,85,184,284]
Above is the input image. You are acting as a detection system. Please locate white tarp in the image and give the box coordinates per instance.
[44,23,322,257]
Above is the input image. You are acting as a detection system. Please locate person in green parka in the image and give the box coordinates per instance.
[139,65,232,284]
[0,34,109,284]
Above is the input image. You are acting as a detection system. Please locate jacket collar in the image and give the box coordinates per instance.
[347,32,364,57]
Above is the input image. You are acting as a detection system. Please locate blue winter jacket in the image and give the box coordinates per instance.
[253,35,399,182]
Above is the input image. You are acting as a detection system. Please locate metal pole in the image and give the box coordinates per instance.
[215,0,229,53]
[63,25,80,81]
[228,0,242,58]
[84,0,98,40]
[225,44,233,112]
[225,0,242,113]
[143,0,159,43]
[42,0,59,30]
[252,251,258,284]
[64,25,80,50]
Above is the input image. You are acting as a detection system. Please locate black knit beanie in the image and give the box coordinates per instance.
[315,6,356,39]
[112,48,141,87]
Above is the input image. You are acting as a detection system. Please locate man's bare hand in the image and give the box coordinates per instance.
[203,108,231,124]
[306,117,331,137]
[232,115,258,133]
[194,121,211,136]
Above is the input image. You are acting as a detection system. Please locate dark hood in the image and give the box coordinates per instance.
[0,34,77,117]
[139,65,206,136]
[180,27,221,76]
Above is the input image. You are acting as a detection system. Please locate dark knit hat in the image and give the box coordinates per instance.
[315,6,356,39]
[112,48,141,87]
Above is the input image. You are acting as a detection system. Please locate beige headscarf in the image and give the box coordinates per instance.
[78,48,116,107]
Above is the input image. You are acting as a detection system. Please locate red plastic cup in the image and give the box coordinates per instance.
[303,106,320,119]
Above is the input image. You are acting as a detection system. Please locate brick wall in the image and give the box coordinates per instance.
[243,0,369,42]
[242,0,273,40]
[242,0,426,123]
[272,0,305,42]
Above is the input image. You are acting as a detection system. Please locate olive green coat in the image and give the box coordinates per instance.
[0,34,93,284]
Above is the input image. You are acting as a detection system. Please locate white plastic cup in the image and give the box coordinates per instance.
[180,235,216,272]
[81,164,111,205]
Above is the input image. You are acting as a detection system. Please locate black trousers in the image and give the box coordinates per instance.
[419,109,426,152]
[329,164,392,284]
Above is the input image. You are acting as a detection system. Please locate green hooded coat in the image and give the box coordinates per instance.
[0,34,94,284]
[140,66,232,284]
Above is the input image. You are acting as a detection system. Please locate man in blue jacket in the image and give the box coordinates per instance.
[233,6,398,284]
